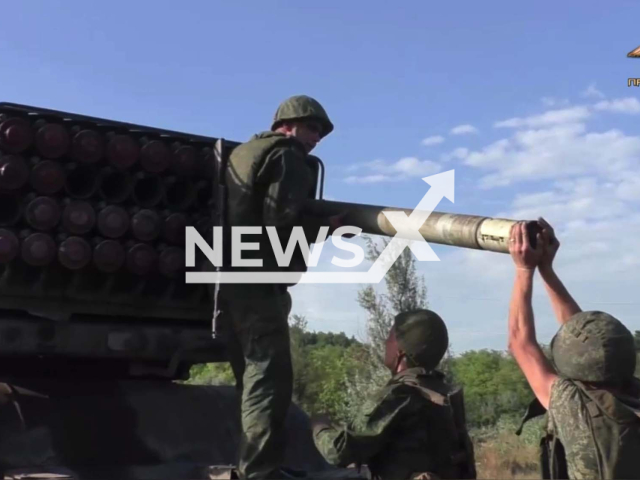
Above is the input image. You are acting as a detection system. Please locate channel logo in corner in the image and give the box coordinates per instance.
[628,46,640,87]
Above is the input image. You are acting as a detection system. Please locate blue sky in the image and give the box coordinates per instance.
[1,1,639,352]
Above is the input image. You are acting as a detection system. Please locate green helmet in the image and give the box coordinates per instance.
[271,95,334,138]
[395,309,449,370]
[551,311,636,384]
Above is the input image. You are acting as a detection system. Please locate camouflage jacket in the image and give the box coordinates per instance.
[544,377,640,479]
[222,131,325,281]
[313,368,474,480]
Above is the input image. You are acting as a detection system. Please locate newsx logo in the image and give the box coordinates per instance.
[184,170,455,285]
[185,224,364,269]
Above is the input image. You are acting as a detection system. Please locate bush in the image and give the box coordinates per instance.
[472,415,544,479]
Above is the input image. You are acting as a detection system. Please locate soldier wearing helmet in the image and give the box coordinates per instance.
[216,95,341,480]
[508,219,640,479]
[311,310,477,480]
[271,94,334,150]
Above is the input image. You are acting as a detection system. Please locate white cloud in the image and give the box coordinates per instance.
[392,157,440,175]
[450,98,640,347]
[617,176,640,201]
[345,156,441,183]
[422,135,445,146]
[504,177,631,225]
[464,123,640,188]
[582,83,606,99]
[291,282,368,340]
[450,124,478,135]
[410,169,640,351]
[344,174,390,184]
[541,97,570,107]
[496,182,640,279]
[494,106,592,128]
[441,147,469,162]
[495,97,638,130]
[593,97,640,114]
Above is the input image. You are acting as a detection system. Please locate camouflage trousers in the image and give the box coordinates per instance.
[218,284,294,480]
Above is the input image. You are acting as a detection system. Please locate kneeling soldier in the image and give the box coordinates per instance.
[311,309,476,480]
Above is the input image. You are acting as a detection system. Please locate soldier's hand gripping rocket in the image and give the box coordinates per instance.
[509,221,543,271]
[537,217,559,272]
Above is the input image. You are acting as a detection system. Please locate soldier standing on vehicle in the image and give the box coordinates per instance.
[508,219,640,479]
[216,95,341,480]
[311,309,477,480]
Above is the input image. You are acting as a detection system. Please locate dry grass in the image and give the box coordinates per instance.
[471,416,543,479]
[475,433,540,479]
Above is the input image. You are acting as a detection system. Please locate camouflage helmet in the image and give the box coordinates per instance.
[551,311,636,384]
[271,95,334,138]
[394,309,449,370]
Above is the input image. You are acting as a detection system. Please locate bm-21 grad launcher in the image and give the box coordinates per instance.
[0,103,528,480]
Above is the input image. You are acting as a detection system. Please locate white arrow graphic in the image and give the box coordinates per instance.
[362,169,455,283]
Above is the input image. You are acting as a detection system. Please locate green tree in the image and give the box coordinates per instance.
[186,362,235,386]
[302,344,363,420]
[358,237,428,363]
[303,331,359,348]
[290,313,310,405]
[451,349,533,427]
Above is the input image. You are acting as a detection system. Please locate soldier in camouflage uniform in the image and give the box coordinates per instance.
[217,95,340,480]
[311,310,477,480]
[508,219,640,479]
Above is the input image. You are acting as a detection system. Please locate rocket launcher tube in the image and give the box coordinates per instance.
[98,168,133,203]
[0,229,19,263]
[65,164,100,199]
[132,173,164,208]
[34,121,70,159]
[71,128,104,164]
[30,159,66,195]
[0,116,34,153]
[0,194,21,227]
[140,138,171,174]
[62,200,96,235]
[93,238,125,273]
[304,199,532,254]
[58,236,92,270]
[0,155,29,190]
